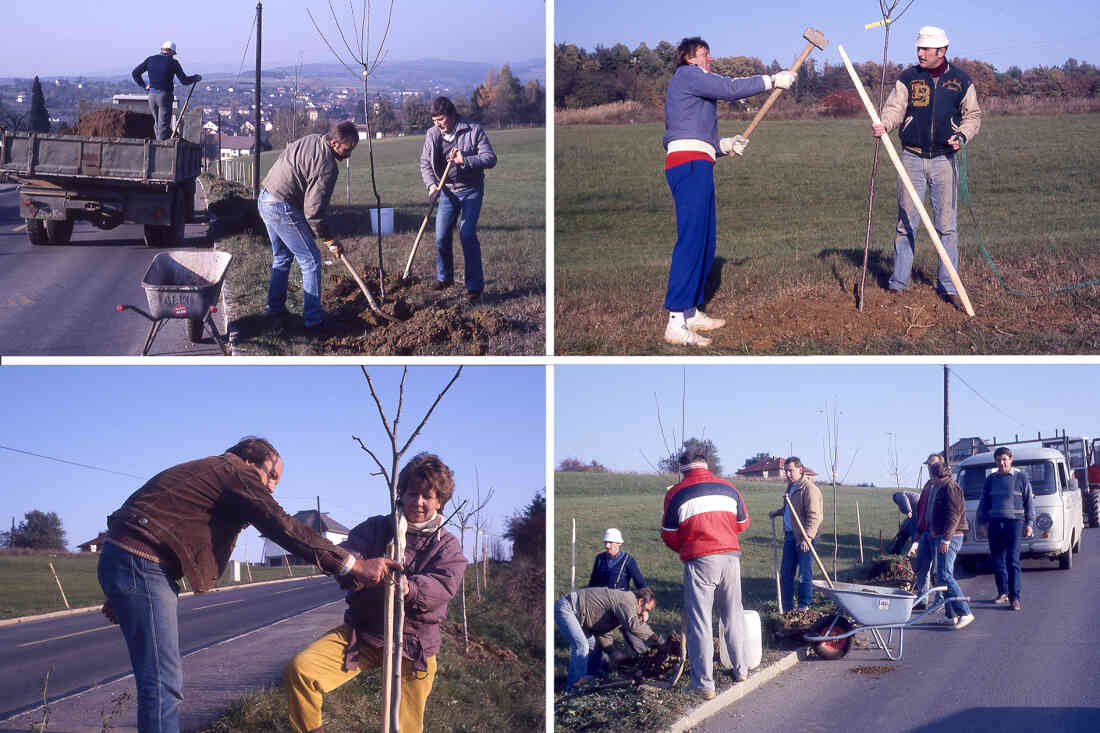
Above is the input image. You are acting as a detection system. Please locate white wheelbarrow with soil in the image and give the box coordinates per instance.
[803,580,969,661]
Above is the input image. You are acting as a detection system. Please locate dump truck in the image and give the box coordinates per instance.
[0,96,203,247]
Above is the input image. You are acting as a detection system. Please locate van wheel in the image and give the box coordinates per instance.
[1058,539,1073,570]
[26,219,49,245]
[46,219,74,244]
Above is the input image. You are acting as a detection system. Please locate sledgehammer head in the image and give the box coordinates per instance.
[803,28,828,51]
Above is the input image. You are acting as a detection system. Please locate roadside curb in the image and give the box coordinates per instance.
[0,571,324,627]
[666,649,806,733]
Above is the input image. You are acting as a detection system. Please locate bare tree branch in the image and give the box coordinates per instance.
[361,366,395,438]
[397,367,463,456]
[329,0,361,64]
[395,367,408,435]
[351,434,391,486]
[306,9,359,78]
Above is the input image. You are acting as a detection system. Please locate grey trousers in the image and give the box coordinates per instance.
[684,552,747,691]
[148,90,173,140]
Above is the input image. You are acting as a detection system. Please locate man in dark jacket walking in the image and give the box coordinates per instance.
[923,457,974,628]
[419,96,496,302]
[98,437,395,733]
[132,41,202,140]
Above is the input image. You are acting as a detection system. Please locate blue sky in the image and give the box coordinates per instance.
[555,363,1100,489]
[555,0,1099,73]
[1,1,546,78]
[1,365,546,558]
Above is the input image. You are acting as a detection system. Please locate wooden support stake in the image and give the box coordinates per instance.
[856,502,865,563]
[49,562,70,609]
[838,44,976,317]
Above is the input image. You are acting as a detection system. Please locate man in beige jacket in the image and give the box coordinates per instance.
[769,457,823,612]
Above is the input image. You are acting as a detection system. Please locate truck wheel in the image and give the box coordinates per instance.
[188,317,205,343]
[26,219,48,245]
[45,219,74,244]
[1087,490,1100,528]
[806,616,854,660]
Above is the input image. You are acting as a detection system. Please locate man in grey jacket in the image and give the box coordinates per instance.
[419,97,497,302]
[554,586,657,693]
[259,121,358,329]
[976,446,1034,610]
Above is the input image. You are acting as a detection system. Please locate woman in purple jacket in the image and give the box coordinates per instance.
[661,37,793,347]
[285,453,467,733]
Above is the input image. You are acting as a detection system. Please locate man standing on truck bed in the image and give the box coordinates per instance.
[132,41,202,140]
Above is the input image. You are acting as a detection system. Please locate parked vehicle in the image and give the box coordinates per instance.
[0,128,200,248]
[955,445,1083,570]
[1037,434,1100,528]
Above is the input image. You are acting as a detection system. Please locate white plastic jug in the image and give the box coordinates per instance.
[718,609,763,670]
[368,207,394,235]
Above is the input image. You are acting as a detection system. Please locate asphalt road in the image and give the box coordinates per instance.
[697,528,1100,732]
[0,574,344,721]
[0,184,225,356]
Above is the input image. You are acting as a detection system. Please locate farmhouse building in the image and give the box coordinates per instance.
[736,456,818,480]
[261,511,350,566]
[77,532,109,553]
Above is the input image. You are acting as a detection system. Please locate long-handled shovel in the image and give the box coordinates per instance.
[772,515,784,613]
[401,156,455,281]
[170,81,198,140]
[336,251,398,322]
[785,494,834,589]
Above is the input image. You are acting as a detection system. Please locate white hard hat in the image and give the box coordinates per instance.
[161,41,177,53]
[915,26,949,48]
[603,528,624,544]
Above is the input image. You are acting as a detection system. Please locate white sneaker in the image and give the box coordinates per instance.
[685,310,726,331]
[665,320,712,347]
[937,615,957,626]
[953,613,975,630]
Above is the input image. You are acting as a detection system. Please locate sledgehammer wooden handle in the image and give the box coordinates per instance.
[743,28,827,139]
[838,44,975,317]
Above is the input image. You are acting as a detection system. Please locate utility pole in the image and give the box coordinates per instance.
[316,496,323,535]
[253,1,262,198]
[944,365,950,464]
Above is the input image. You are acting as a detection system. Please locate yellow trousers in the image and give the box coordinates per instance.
[285,624,436,733]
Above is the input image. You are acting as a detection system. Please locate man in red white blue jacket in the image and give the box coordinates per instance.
[660,448,751,698]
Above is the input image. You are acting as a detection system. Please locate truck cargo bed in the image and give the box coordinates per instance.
[0,131,201,183]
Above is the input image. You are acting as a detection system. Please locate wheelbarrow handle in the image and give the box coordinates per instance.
[117,304,155,322]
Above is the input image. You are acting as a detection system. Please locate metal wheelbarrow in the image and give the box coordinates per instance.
[117,250,233,356]
[802,579,969,661]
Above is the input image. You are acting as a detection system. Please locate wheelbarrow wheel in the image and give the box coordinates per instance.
[188,317,205,343]
[806,616,855,660]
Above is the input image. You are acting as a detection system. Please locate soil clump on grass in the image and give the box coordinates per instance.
[71,109,156,139]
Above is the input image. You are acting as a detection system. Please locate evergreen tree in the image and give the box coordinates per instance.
[29,76,50,133]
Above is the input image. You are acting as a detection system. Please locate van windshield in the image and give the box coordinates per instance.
[957,460,1058,500]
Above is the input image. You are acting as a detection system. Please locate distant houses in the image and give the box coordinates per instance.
[77,532,109,553]
[736,456,818,481]
[261,511,351,566]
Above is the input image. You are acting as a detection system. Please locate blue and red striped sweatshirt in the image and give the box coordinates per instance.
[661,464,750,562]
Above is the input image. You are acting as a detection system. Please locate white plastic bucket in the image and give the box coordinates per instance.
[368,207,394,235]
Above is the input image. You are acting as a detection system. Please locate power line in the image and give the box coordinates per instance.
[1,445,146,480]
[948,369,1023,427]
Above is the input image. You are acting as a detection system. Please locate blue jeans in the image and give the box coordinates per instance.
[912,530,936,598]
[780,532,815,611]
[665,159,716,312]
[988,518,1023,601]
[554,594,598,691]
[434,186,484,292]
[148,90,173,141]
[97,542,183,733]
[889,149,959,295]
[258,189,324,326]
[935,535,971,618]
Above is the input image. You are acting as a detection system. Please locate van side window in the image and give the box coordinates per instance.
[1058,463,1069,492]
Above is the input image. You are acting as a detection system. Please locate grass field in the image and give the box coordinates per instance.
[211,127,545,355]
[199,560,544,733]
[0,552,322,620]
[555,114,1100,354]
[553,470,907,731]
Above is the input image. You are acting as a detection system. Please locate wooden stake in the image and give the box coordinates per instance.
[838,45,975,317]
[856,502,865,563]
[48,562,69,609]
[570,518,576,592]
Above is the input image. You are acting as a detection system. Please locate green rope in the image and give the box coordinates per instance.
[959,142,1100,296]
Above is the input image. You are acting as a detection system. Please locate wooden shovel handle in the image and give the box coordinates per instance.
[401,156,456,280]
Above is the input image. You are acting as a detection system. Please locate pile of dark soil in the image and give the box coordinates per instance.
[616,633,684,680]
[864,556,916,591]
[318,266,514,355]
[72,108,155,139]
[771,606,829,641]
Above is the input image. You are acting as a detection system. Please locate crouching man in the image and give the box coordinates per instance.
[285,453,466,733]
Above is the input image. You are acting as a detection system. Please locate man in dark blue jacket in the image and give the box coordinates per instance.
[132,41,202,140]
[872,26,981,311]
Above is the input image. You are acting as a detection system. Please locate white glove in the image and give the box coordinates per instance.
[719,135,749,156]
[770,70,795,90]
[323,238,343,256]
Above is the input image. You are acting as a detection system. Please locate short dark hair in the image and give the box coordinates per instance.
[397,452,455,509]
[326,120,359,145]
[785,457,803,469]
[994,446,1013,459]
[678,447,708,466]
[225,436,279,467]
[676,37,709,67]
[634,587,656,606]
[431,96,457,118]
